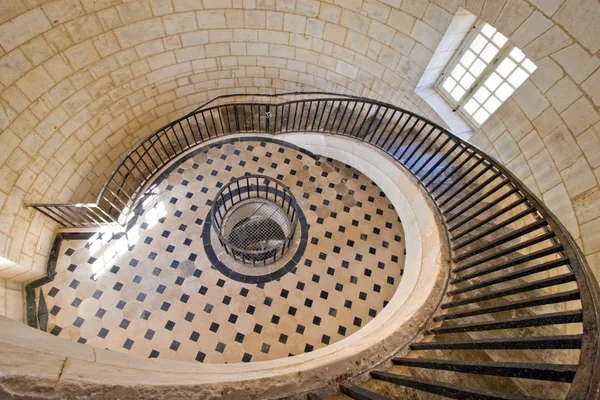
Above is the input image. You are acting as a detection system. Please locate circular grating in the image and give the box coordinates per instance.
[211,175,298,265]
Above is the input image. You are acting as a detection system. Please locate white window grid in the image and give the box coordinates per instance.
[436,21,537,127]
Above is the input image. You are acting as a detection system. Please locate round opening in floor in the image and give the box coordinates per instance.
[211,175,298,266]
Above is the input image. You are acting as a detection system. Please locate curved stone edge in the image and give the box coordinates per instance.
[0,133,450,400]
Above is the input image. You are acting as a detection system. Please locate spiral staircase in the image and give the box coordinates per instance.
[27,93,600,399]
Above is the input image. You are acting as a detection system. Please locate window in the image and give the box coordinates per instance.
[437,21,537,127]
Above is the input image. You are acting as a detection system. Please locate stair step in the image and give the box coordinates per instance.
[426,310,583,334]
[410,335,582,350]
[442,272,576,308]
[308,393,323,400]
[452,207,537,251]
[434,290,581,321]
[453,232,556,272]
[448,257,570,295]
[371,371,536,400]
[452,220,549,263]
[392,358,577,382]
[340,384,390,400]
[451,245,564,281]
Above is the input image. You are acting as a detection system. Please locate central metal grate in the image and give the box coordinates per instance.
[211,175,298,265]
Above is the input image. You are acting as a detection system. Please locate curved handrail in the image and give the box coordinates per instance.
[27,93,600,398]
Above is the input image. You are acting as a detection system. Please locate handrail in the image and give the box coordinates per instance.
[26,93,600,398]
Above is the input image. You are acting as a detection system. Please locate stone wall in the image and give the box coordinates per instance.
[0,0,598,317]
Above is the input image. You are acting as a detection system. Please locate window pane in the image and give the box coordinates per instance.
[496,82,514,101]
[497,58,516,77]
[480,43,499,63]
[464,99,479,115]
[470,34,487,54]
[460,50,476,68]
[483,96,502,113]
[522,59,537,73]
[508,67,529,87]
[509,47,525,62]
[473,108,490,124]
[484,73,502,91]
[451,64,466,80]
[470,59,486,77]
[442,77,457,92]
[481,23,496,38]
[460,72,475,89]
[451,85,466,101]
[474,86,491,103]
[492,32,508,47]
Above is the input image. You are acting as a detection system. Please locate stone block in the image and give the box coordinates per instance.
[297,0,320,18]
[528,0,566,16]
[15,66,55,102]
[582,68,600,107]
[401,0,428,19]
[10,110,38,139]
[197,10,227,29]
[546,77,582,113]
[510,11,553,48]
[35,107,69,140]
[552,44,600,84]
[581,217,600,254]
[340,10,369,35]
[0,50,33,87]
[524,25,572,61]
[561,97,600,136]
[97,7,123,31]
[284,13,306,34]
[495,99,533,142]
[544,124,582,170]
[65,40,101,70]
[574,186,600,225]
[175,46,205,63]
[561,156,597,198]
[543,183,580,239]
[117,0,153,25]
[554,0,600,53]
[391,32,415,56]
[20,36,55,66]
[0,8,51,52]
[368,20,395,46]
[93,33,121,58]
[532,106,563,138]
[410,20,442,52]
[0,1,26,25]
[577,125,600,168]
[362,0,391,23]
[323,24,346,46]
[150,0,175,16]
[493,131,520,163]
[512,80,550,120]
[319,3,341,23]
[65,15,103,43]
[518,130,544,160]
[115,19,166,48]
[529,149,562,192]
[163,12,198,34]
[423,3,453,34]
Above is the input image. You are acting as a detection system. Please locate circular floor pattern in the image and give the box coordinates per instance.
[36,138,407,364]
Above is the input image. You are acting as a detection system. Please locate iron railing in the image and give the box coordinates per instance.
[27,93,600,399]
[210,174,298,266]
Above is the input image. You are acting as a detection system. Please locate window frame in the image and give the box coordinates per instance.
[435,20,534,128]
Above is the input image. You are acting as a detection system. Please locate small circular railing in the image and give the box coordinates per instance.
[210,175,298,266]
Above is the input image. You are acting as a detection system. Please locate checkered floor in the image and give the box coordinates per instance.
[35,139,406,363]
